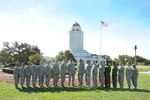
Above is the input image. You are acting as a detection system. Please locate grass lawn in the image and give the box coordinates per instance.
[0,73,150,100]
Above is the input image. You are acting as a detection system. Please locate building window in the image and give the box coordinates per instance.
[72,29,75,31]
[76,29,80,31]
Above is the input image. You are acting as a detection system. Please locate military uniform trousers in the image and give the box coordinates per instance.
[61,73,66,86]
[78,73,83,86]
[93,74,97,86]
[53,74,59,86]
[68,73,75,86]
[112,75,117,88]
[26,75,31,87]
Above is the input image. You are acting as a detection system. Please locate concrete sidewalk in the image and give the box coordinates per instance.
[139,71,150,74]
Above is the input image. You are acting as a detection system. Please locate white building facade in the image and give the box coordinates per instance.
[69,21,101,63]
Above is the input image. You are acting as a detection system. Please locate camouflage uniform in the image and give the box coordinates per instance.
[68,61,75,86]
[19,64,26,88]
[53,62,59,87]
[31,63,38,87]
[85,61,91,86]
[99,63,105,87]
[61,62,66,87]
[13,64,20,88]
[37,63,45,87]
[92,63,98,87]
[77,60,84,86]
[118,65,124,89]
[132,65,138,89]
[45,62,51,87]
[126,65,132,89]
[25,64,32,88]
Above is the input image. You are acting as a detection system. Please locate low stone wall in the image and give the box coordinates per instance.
[2,68,13,74]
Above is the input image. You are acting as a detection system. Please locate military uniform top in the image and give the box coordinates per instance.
[85,64,91,75]
[92,64,98,74]
[13,66,20,76]
[68,63,75,75]
[99,64,105,74]
[31,64,38,75]
[61,63,66,74]
[78,63,85,74]
[104,65,111,76]
[126,66,132,77]
[132,68,138,78]
[53,63,59,74]
[25,66,32,76]
[19,66,25,77]
[37,64,45,76]
[45,64,51,75]
[112,66,118,76]
[118,66,124,76]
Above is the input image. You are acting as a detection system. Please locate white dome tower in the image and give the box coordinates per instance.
[69,21,83,51]
[68,21,100,64]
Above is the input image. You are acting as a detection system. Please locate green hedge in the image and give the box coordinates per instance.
[2,68,13,74]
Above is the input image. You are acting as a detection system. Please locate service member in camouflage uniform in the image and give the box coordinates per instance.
[85,60,91,86]
[60,60,66,87]
[132,64,138,89]
[45,62,51,87]
[77,59,85,86]
[53,60,60,87]
[68,59,75,86]
[31,60,38,88]
[37,61,45,87]
[99,61,105,87]
[13,62,20,88]
[25,62,32,88]
[118,63,124,89]
[19,63,26,88]
[92,61,98,87]
[126,63,132,89]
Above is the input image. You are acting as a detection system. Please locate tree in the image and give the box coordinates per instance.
[118,55,133,65]
[144,60,150,66]
[28,53,43,65]
[64,50,76,62]
[1,41,43,64]
[0,49,11,64]
[113,58,119,65]
[54,50,76,62]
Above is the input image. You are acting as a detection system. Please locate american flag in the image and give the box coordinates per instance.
[101,21,108,27]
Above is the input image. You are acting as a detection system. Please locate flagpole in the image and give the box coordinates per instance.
[100,21,108,64]
[100,22,102,63]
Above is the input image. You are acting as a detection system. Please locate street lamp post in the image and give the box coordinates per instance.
[134,45,137,66]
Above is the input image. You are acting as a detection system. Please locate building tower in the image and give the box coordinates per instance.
[69,21,83,51]
[69,21,100,63]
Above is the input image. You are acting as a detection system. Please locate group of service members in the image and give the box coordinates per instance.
[13,59,138,89]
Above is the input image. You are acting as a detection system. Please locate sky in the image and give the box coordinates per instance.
[0,0,150,59]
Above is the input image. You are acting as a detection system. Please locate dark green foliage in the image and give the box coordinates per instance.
[0,41,43,64]
[113,55,150,66]
[54,50,76,63]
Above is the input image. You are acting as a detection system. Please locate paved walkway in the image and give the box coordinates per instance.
[0,70,14,84]
[139,71,150,74]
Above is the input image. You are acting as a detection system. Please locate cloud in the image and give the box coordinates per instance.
[0,1,150,60]
[0,5,83,57]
